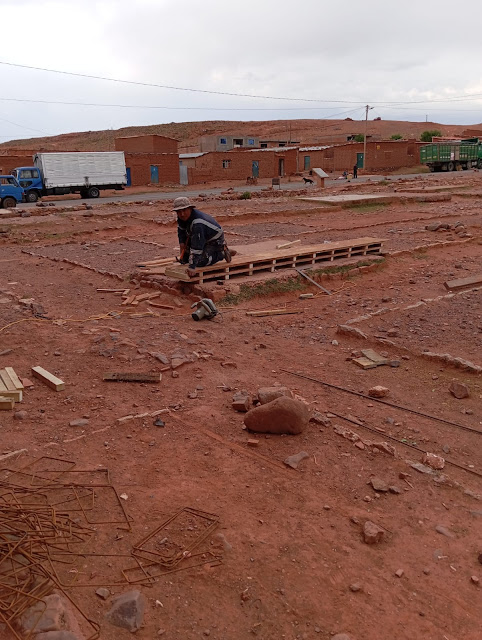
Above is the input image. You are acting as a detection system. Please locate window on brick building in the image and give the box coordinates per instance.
[248,138,255,146]
[222,160,231,169]
[233,139,243,146]
[219,138,227,145]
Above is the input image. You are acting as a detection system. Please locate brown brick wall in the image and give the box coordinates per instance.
[115,135,178,154]
[0,154,35,174]
[125,152,179,186]
[300,141,422,173]
[190,149,298,183]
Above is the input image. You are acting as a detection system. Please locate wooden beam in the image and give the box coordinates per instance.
[0,396,15,410]
[276,239,301,250]
[4,367,24,390]
[103,372,161,383]
[31,366,65,391]
[246,309,303,317]
[444,274,482,291]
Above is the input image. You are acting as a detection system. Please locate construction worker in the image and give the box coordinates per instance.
[173,197,235,277]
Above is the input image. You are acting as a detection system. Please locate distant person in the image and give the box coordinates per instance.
[342,170,348,179]
[173,197,235,277]
[353,164,358,178]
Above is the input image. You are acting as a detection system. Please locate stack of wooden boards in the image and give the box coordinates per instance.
[0,366,65,410]
[0,368,24,410]
[163,237,384,283]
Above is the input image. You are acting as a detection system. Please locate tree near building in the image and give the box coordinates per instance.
[390,134,402,140]
[354,134,365,143]
[420,130,442,142]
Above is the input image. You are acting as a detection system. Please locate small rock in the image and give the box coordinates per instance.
[363,520,385,545]
[14,410,28,420]
[96,588,110,600]
[154,418,165,427]
[369,477,389,492]
[387,328,399,337]
[395,569,404,578]
[449,381,469,399]
[389,360,400,368]
[69,418,89,428]
[105,590,146,632]
[232,391,251,413]
[331,339,339,346]
[257,386,293,405]
[310,411,331,426]
[368,385,389,398]
[471,575,479,585]
[426,222,442,231]
[422,452,445,470]
[435,524,455,539]
[284,451,309,470]
[389,486,401,494]
[349,583,361,592]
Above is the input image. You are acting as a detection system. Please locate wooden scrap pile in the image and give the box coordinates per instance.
[0,368,24,410]
[352,349,391,370]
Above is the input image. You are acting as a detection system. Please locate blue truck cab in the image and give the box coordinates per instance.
[11,167,43,203]
[0,175,24,209]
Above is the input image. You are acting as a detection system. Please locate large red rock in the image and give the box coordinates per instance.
[244,396,308,435]
[257,386,293,405]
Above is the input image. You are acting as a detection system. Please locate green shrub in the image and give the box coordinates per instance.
[240,191,252,200]
[420,130,442,142]
[390,134,402,140]
[354,134,365,143]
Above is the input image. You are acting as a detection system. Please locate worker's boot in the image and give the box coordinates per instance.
[224,245,237,263]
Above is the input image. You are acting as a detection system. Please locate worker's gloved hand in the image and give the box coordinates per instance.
[178,256,189,264]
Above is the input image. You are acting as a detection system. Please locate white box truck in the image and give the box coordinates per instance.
[12,151,127,202]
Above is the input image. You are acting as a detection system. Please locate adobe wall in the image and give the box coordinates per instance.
[0,154,35,174]
[116,135,178,154]
[125,152,180,186]
[190,149,298,183]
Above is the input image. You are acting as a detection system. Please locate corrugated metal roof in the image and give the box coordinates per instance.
[179,153,207,158]
[299,146,332,151]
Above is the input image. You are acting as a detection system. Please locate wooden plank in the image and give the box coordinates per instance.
[352,357,378,370]
[276,239,301,250]
[121,295,136,306]
[444,274,482,291]
[246,309,303,317]
[148,301,175,309]
[360,349,390,365]
[96,288,127,293]
[31,366,65,391]
[0,379,22,402]
[103,372,161,383]
[0,396,15,410]
[4,367,24,390]
[0,369,17,392]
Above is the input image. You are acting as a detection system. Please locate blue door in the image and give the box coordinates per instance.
[150,165,159,184]
[252,161,259,178]
[126,168,131,186]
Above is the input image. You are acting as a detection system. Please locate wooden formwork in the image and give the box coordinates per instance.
[163,237,384,283]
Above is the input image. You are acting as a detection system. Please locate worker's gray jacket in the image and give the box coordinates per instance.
[177,208,225,268]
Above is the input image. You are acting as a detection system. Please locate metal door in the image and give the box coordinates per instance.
[252,161,259,178]
[126,168,131,186]
[150,165,159,184]
[357,153,364,168]
[179,164,188,186]
[304,155,310,170]
[278,158,285,177]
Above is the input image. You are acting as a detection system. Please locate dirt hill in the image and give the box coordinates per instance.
[1,119,480,153]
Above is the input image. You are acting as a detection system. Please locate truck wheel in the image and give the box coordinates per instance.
[87,186,100,198]
[2,197,16,209]
[26,191,39,203]
[447,161,455,171]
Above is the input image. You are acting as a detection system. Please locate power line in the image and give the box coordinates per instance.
[0,96,366,112]
[2,59,482,107]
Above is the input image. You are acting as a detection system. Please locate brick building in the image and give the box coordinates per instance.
[187,147,298,183]
[299,140,423,173]
[0,153,35,175]
[114,134,180,186]
[199,134,259,152]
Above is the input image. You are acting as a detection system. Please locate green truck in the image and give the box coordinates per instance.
[420,138,482,172]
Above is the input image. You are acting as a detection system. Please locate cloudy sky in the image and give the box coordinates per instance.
[1,0,482,142]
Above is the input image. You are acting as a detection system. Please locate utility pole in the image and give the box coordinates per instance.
[363,105,373,172]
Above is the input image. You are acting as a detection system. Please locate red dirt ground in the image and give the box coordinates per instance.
[0,173,481,640]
